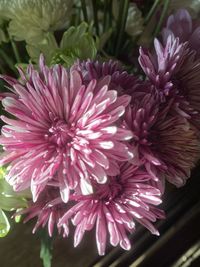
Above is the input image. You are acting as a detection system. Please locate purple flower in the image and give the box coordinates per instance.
[0,55,134,202]
[73,59,139,95]
[162,9,200,57]
[139,34,200,128]
[19,187,68,237]
[124,93,200,187]
[139,35,187,99]
[58,162,164,255]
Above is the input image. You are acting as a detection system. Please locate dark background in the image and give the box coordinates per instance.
[0,166,200,267]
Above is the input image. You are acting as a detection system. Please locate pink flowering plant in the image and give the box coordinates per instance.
[0,1,200,266]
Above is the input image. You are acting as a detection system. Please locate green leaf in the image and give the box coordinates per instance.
[60,22,88,49]
[40,230,53,267]
[0,194,27,211]
[0,209,10,237]
[0,28,8,44]
[0,166,6,180]
[26,32,58,64]
[0,167,29,211]
[98,28,113,50]
[50,22,97,67]
[61,22,97,58]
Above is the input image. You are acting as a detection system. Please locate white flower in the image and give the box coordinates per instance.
[1,0,73,42]
[126,3,144,38]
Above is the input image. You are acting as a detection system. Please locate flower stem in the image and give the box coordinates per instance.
[144,0,161,25]
[40,229,53,267]
[115,0,129,57]
[92,0,99,36]
[81,0,88,23]
[153,0,170,37]
[7,31,21,63]
[10,39,21,63]
[103,0,109,32]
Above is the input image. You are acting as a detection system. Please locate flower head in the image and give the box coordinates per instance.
[0,55,133,203]
[162,9,200,57]
[125,3,144,39]
[19,187,68,237]
[58,162,164,255]
[4,0,73,42]
[139,35,187,99]
[73,59,139,95]
[139,34,200,128]
[124,93,200,187]
[170,0,200,18]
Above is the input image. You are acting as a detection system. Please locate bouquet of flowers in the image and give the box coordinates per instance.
[0,0,200,266]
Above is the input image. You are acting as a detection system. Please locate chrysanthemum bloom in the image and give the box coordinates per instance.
[73,60,139,95]
[170,1,200,18]
[2,0,73,43]
[58,162,164,255]
[139,34,200,129]
[124,93,200,187]
[19,187,68,237]
[0,55,133,202]
[139,35,187,99]
[162,9,200,57]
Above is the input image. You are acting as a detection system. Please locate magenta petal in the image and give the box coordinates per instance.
[96,210,107,256]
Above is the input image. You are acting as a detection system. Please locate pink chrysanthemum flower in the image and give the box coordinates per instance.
[18,187,68,237]
[139,34,200,128]
[73,60,139,95]
[139,34,187,99]
[58,162,164,255]
[0,55,134,202]
[162,9,200,57]
[124,93,200,187]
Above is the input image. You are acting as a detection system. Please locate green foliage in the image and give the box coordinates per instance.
[26,33,58,65]
[40,230,53,267]
[0,28,8,44]
[27,22,97,67]
[0,167,29,237]
[0,209,10,237]
[51,23,97,67]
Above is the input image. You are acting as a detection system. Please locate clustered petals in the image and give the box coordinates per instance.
[58,163,164,255]
[0,55,134,203]
[124,94,200,188]
[1,7,200,256]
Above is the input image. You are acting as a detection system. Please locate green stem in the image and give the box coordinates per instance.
[92,0,99,36]
[10,39,21,63]
[40,230,53,267]
[81,0,88,22]
[115,0,129,57]
[103,0,109,32]
[144,0,161,25]
[0,50,17,75]
[104,0,113,54]
[153,0,170,37]
[7,31,21,63]
[75,8,81,26]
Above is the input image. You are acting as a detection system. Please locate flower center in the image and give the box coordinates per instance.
[47,119,75,147]
[96,177,123,202]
